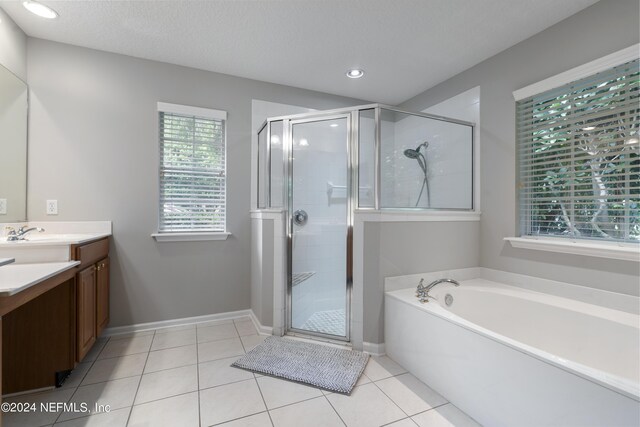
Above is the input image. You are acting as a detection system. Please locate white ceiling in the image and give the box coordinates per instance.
[2,0,598,104]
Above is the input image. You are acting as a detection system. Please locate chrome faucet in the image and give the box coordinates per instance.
[416,278,460,303]
[5,226,45,241]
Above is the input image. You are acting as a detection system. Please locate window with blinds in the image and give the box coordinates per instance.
[517,58,639,243]
[158,103,227,233]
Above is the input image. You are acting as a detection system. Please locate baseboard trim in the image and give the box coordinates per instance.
[363,341,386,356]
[249,310,274,335]
[103,309,253,337]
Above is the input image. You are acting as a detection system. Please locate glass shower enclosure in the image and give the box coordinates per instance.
[257,104,474,341]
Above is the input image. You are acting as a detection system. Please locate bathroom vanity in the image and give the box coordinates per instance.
[0,226,111,396]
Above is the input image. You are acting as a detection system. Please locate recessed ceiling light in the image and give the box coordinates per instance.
[346,69,364,79]
[330,123,339,128]
[23,0,58,19]
[299,138,309,147]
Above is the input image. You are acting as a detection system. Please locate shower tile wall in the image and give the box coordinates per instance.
[291,120,348,336]
[380,112,473,209]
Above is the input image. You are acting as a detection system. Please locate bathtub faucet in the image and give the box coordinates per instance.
[426,278,460,292]
[417,278,460,303]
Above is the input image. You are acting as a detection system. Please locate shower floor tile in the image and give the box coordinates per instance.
[301,309,345,336]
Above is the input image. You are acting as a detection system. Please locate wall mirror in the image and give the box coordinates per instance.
[0,63,28,222]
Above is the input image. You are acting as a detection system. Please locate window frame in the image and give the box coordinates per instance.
[509,45,640,260]
[152,102,230,242]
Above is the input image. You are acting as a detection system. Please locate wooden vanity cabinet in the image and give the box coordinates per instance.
[96,257,110,337]
[72,238,110,362]
[76,266,97,361]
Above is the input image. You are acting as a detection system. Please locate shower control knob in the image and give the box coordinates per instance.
[293,209,308,226]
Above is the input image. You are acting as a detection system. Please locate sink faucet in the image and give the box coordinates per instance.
[416,278,460,303]
[5,226,45,241]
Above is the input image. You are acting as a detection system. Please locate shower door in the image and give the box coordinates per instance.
[287,115,351,341]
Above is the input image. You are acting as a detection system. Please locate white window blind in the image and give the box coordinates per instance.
[158,104,227,233]
[517,58,639,243]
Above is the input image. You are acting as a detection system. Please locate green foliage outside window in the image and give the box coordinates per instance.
[519,60,639,242]
[159,112,225,232]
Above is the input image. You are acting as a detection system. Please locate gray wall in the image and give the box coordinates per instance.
[26,38,363,327]
[364,221,480,343]
[251,218,274,327]
[401,0,640,297]
[0,7,27,81]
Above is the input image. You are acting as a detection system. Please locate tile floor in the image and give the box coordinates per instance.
[2,317,481,427]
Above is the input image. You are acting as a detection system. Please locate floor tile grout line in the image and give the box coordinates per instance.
[263,393,327,412]
[125,329,155,426]
[92,350,151,361]
[199,376,259,395]
[380,416,420,427]
[108,332,156,342]
[95,335,155,361]
[81,339,245,385]
[370,372,412,420]
[206,410,268,427]
[253,377,275,427]
[149,328,197,352]
[51,339,107,425]
[321,394,348,427]
[410,402,450,418]
[150,343,197,353]
[52,406,130,426]
[236,320,275,426]
[371,373,452,422]
[144,351,200,375]
[197,335,242,346]
[131,364,200,407]
[78,361,201,389]
[232,321,275,426]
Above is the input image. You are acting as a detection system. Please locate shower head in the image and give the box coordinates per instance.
[403,141,429,159]
[403,149,421,159]
[416,141,429,151]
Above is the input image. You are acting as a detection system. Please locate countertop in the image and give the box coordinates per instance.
[0,233,111,247]
[0,261,80,296]
[0,258,15,267]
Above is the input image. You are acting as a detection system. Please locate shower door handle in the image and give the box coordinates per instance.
[293,209,308,226]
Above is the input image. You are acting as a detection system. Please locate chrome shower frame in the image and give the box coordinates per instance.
[257,104,475,342]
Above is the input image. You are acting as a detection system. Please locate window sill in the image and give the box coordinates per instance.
[152,232,231,242]
[505,237,639,262]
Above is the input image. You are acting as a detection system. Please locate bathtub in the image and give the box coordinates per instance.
[385,279,640,427]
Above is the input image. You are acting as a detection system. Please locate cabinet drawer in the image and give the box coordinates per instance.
[74,238,109,268]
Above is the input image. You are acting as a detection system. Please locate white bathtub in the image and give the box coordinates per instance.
[385,279,640,427]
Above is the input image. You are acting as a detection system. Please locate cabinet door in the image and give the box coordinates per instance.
[77,266,96,361]
[96,257,110,337]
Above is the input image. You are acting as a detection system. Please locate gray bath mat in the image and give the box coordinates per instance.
[232,336,369,394]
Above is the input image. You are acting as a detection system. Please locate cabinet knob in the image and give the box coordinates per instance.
[96,265,101,271]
